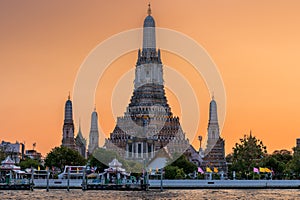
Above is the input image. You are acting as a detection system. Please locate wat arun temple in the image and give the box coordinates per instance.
[62,4,227,174]
[104,5,190,164]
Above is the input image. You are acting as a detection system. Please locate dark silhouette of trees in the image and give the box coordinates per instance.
[44,146,86,171]
[231,132,267,179]
[19,158,41,170]
[164,154,197,179]
[261,149,292,179]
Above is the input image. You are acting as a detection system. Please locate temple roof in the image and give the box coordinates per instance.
[144,3,155,27]
[109,158,122,168]
[144,15,155,28]
[1,156,15,165]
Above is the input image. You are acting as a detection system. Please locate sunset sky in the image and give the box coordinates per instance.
[1,0,300,156]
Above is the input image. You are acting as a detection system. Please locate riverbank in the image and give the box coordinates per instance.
[149,180,300,189]
[32,179,300,190]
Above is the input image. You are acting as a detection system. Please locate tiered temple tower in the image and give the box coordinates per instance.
[202,96,227,174]
[105,4,189,162]
[88,107,99,155]
[62,94,76,149]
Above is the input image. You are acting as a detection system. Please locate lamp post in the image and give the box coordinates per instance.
[198,135,204,158]
[198,136,202,150]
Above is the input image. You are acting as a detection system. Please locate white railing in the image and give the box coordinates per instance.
[33,179,83,188]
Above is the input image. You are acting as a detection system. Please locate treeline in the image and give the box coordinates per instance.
[226,133,300,180]
[2,133,300,180]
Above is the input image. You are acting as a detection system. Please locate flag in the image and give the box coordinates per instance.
[206,167,212,173]
[214,167,218,173]
[259,167,266,173]
[253,167,259,173]
[198,167,204,174]
[37,165,40,171]
[265,168,272,173]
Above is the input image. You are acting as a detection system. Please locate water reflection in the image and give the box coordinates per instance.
[0,189,299,200]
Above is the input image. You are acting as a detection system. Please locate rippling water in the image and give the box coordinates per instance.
[1,189,299,200]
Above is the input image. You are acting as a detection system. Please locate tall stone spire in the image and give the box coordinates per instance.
[208,97,219,134]
[202,96,227,175]
[142,3,156,51]
[135,4,163,89]
[207,96,220,143]
[88,107,99,155]
[62,94,75,149]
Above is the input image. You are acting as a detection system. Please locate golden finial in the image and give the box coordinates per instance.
[68,91,70,100]
[147,3,152,15]
[94,104,96,112]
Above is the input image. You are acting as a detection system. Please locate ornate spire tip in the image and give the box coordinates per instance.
[147,3,152,15]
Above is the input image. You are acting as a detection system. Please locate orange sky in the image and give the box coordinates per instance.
[1,0,300,156]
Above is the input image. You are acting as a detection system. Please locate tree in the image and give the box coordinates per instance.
[0,147,6,161]
[260,149,292,179]
[19,158,40,170]
[164,165,179,179]
[231,133,267,179]
[44,146,86,171]
[285,147,300,179]
[170,154,197,175]
[89,155,108,173]
[164,154,197,179]
[174,168,185,179]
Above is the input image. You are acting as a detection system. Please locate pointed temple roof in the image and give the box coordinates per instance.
[143,3,156,50]
[64,93,73,122]
[76,121,86,146]
[208,96,218,125]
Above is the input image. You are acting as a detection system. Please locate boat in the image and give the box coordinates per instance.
[58,166,85,179]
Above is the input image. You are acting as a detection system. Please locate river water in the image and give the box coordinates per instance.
[0,189,299,200]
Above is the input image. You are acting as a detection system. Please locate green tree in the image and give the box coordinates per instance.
[260,149,292,179]
[19,158,41,170]
[285,147,300,179]
[231,133,267,179]
[164,154,197,179]
[0,147,6,161]
[44,146,86,171]
[174,168,185,179]
[169,154,197,175]
[225,153,234,179]
[164,165,179,179]
[89,155,108,173]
